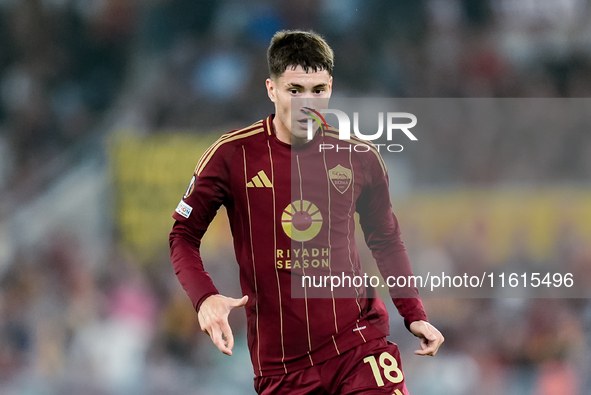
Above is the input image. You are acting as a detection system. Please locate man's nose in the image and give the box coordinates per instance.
[300,95,315,109]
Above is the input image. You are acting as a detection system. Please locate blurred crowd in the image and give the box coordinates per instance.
[0,0,134,193]
[2,0,591,192]
[1,0,591,394]
[398,213,591,394]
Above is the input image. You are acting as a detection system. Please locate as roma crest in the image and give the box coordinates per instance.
[328,165,352,194]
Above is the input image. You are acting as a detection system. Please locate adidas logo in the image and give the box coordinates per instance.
[246,170,272,188]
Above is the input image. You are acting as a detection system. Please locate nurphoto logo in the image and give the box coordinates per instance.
[302,107,418,153]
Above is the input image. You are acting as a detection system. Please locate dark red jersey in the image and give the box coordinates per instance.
[169,115,427,376]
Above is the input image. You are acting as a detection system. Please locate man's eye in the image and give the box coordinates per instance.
[290,89,298,94]
[314,89,324,94]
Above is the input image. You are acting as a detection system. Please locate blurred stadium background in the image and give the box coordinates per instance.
[1,0,591,394]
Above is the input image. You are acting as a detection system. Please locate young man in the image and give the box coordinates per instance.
[169,30,443,394]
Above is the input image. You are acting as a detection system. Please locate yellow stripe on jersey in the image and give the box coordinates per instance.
[195,126,265,176]
[195,120,263,171]
[266,116,273,135]
[323,130,387,176]
[242,145,262,375]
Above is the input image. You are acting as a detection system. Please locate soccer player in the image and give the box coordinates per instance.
[169,30,443,394]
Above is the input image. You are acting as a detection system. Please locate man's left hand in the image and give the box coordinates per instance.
[409,320,444,356]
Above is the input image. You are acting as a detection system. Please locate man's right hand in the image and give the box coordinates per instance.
[198,294,248,356]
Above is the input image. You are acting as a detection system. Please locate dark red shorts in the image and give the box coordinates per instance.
[254,337,410,395]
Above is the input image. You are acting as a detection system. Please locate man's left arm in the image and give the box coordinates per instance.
[357,153,444,356]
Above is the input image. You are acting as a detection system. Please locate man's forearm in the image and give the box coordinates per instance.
[373,245,428,330]
[170,221,219,311]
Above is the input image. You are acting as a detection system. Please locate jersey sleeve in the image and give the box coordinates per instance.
[169,141,232,312]
[356,151,428,330]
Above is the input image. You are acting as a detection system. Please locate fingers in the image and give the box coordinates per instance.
[413,322,444,356]
[198,294,249,356]
[209,322,233,356]
[233,295,249,307]
[199,313,233,355]
[423,327,437,342]
[414,336,437,356]
[220,319,235,354]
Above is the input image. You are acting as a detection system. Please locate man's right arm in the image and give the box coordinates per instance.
[169,140,249,355]
[169,137,233,310]
[170,220,248,356]
[169,219,220,312]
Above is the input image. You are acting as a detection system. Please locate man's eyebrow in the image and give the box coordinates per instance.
[285,83,329,89]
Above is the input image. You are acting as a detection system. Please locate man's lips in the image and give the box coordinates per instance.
[297,118,313,126]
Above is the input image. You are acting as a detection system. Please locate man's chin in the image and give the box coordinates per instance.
[291,128,314,142]
[289,124,313,140]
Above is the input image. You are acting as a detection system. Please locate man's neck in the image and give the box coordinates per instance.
[272,117,315,146]
[273,117,292,145]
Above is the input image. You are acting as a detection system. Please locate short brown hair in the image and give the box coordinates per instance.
[267,30,334,79]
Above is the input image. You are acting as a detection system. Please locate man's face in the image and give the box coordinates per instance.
[266,66,332,145]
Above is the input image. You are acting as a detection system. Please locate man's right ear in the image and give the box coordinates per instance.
[266,78,276,103]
